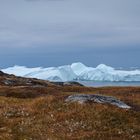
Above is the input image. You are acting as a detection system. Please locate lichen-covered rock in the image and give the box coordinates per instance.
[66,94,131,109]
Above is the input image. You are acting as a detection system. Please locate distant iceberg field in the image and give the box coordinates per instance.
[2,62,140,82]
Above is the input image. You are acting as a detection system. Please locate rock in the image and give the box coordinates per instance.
[65,94,131,109]
[0,71,5,76]
[3,79,13,85]
[51,81,83,86]
[64,82,84,86]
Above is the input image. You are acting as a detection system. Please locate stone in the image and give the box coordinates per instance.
[65,94,131,109]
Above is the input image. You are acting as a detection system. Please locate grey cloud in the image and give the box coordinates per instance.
[0,0,140,49]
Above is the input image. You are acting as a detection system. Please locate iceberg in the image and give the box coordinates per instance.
[2,65,77,82]
[2,62,140,82]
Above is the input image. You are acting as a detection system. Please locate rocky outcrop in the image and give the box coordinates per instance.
[66,94,131,109]
[0,70,83,87]
[51,81,83,86]
[0,71,50,86]
[0,71,6,76]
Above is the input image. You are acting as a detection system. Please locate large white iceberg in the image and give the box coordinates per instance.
[2,62,140,82]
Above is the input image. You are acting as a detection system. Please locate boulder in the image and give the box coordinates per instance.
[65,94,131,109]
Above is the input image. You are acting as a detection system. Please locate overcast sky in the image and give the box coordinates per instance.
[0,0,140,68]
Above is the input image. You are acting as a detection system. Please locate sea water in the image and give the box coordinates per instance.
[78,81,140,87]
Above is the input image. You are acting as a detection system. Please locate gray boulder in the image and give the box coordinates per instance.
[65,94,131,109]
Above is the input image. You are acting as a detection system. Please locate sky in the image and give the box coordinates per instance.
[0,0,140,68]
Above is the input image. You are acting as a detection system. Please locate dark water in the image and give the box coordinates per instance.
[78,81,140,87]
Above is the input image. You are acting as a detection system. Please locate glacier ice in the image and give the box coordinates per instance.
[2,62,140,82]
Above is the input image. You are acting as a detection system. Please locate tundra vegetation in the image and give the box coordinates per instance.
[0,71,140,140]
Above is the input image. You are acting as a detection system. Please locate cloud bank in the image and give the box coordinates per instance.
[0,0,140,48]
